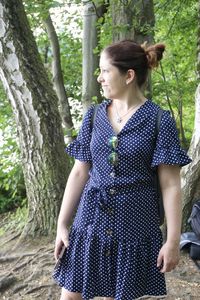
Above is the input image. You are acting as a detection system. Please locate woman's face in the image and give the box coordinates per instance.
[97,52,128,99]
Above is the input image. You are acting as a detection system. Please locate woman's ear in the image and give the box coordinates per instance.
[126,69,135,85]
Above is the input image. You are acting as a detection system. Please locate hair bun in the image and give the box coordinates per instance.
[141,42,165,69]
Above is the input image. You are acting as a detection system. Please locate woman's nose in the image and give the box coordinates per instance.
[97,72,103,83]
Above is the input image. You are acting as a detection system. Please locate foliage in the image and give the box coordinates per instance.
[0,205,28,236]
[0,0,198,215]
[0,84,27,213]
[24,0,83,125]
[96,3,112,51]
[152,0,197,147]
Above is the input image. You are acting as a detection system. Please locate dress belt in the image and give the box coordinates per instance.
[86,181,153,209]
[87,186,110,209]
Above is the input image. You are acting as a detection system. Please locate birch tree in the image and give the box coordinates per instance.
[181,84,200,231]
[181,0,200,231]
[0,0,69,237]
[82,0,107,112]
[181,86,200,230]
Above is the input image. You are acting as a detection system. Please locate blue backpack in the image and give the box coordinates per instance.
[179,201,200,271]
[188,200,200,239]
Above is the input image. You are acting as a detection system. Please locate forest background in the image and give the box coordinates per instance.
[0,0,200,299]
[0,0,198,237]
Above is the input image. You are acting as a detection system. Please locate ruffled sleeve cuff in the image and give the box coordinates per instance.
[65,105,95,162]
[151,110,192,168]
[65,140,92,162]
[151,145,192,168]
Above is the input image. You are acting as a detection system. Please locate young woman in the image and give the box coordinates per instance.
[53,40,192,300]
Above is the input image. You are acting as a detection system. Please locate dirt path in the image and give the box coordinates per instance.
[0,229,200,300]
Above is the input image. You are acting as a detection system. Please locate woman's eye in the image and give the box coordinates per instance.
[98,69,109,76]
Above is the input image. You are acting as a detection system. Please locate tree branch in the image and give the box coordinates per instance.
[159,61,175,119]
[171,63,187,148]
[166,0,186,38]
[43,13,74,138]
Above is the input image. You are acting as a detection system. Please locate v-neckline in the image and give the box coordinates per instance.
[104,99,149,136]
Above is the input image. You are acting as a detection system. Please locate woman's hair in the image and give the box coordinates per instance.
[103,39,165,87]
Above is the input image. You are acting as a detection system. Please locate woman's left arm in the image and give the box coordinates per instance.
[157,164,181,273]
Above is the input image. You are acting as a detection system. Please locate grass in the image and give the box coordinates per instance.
[0,205,28,236]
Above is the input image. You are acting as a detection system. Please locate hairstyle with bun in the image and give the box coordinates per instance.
[141,41,165,69]
[103,39,165,87]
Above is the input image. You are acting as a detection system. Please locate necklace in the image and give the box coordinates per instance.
[114,102,142,123]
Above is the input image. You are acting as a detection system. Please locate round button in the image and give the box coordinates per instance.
[107,208,114,215]
[99,202,104,208]
[106,229,113,236]
[105,249,111,256]
[109,188,116,195]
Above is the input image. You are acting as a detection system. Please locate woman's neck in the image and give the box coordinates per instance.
[112,88,147,111]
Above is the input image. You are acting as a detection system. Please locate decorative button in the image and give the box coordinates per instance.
[110,171,115,177]
[105,249,111,256]
[109,188,116,195]
[106,229,113,236]
[107,208,114,215]
[99,202,104,209]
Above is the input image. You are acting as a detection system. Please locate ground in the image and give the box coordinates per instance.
[0,223,200,300]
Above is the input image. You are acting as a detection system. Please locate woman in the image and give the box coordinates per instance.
[53,40,192,300]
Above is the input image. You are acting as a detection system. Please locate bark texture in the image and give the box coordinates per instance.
[110,0,155,104]
[0,0,69,237]
[181,0,200,231]
[181,84,200,231]
[111,0,155,44]
[44,14,74,139]
[82,0,103,112]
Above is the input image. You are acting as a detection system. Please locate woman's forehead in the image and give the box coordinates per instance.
[99,52,112,67]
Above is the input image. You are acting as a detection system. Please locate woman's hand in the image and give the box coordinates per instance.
[157,241,180,273]
[54,225,70,260]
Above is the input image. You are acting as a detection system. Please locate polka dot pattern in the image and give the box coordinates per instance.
[53,99,192,300]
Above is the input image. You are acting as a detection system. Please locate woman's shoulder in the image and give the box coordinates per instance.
[145,100,176,133]
[98,98,112,108]
[147,99,163,110]
[148,99,171,117]
[88,99,110,111]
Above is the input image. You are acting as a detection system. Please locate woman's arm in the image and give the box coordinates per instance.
[58,159,91,228]
[54,159,91,259]
[157,164,181,273]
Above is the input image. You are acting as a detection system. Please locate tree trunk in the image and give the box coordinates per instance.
[181,0,200,231]
[43,14,74,140]
[111,0,154,44]
[110,0,155,98]
[82,0,102,112]
[0,0,69,237]
[181,84,200,231]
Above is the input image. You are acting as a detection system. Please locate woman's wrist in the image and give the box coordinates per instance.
[166,237,180,246]
[57,218,70,230]
[166,223,181,246]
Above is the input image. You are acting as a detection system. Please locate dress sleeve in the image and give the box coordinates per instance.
[65,105,95,162]
[151,110,192,168]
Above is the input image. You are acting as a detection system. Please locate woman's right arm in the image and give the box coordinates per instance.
[54,159,91,259]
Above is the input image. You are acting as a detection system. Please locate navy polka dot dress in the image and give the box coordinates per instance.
[53,99,191,300]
